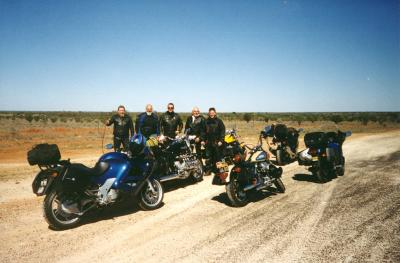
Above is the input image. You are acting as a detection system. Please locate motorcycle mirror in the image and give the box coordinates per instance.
[264,125,272,134]
[105,143,113,149]
[345,131,352,137]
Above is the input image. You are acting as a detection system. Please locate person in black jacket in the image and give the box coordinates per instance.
[106,105,134,152]
[185,106,206,156]
[159,103,183,138]
[205,107,226,178]
[135,104,159,139]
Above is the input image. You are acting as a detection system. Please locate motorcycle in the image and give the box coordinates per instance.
[262,124,303,165]
[225,129,285,207]
[154,130,204,183]
[297,130,352,183]
[29,143,164,230]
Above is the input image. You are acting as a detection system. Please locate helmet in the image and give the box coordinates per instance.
[129,134,146,156]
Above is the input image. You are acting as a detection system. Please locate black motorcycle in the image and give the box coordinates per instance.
[29,143,164,230]
[154,132,204,183]
[262,124,303,165]
[297,130,352,183]
[225,129,285,207]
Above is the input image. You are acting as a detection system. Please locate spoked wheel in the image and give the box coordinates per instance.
[226,179,248,207]
[191,159,204,183]
[138,179,164,210]
[43,190,82,230]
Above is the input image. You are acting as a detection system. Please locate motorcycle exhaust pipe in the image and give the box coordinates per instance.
[159,173,179,182]
[243,183,260,192]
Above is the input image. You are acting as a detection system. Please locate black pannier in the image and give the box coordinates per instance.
[324,131,346,145]
[274,124,288,141]
[304,132,326,148]
[27,143,61,166]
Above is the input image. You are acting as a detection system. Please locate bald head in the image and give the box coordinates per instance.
[192,107,200,117]
[146,104,153,113]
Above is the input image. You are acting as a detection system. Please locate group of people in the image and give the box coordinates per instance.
[105,103,226,174]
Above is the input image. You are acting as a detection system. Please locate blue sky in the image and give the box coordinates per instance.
[0,0,399,112]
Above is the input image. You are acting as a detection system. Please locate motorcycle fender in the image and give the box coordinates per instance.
[230,166,249,184]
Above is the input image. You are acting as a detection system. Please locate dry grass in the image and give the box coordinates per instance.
[0,118,399,164]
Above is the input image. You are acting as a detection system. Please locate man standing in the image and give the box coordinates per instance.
[205,107,226,181]
[159,103,183,138]
[135,104,159,139]
[185,106,206,155]
[106,105,134,152]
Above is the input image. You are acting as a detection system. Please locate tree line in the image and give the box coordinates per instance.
[0,111,399,126]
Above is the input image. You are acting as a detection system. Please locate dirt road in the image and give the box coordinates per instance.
[0,132,399,263]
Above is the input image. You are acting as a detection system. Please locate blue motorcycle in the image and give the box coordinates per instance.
[29,142,164,230]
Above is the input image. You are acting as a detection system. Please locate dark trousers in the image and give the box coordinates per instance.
[114,136,130,152]
[206,143,224,173]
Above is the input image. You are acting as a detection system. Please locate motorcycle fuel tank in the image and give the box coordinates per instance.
[97,152,132,188]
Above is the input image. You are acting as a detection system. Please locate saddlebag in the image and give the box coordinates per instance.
[304,132,326,148]
[274,124,288,141]
[27,143,61,166]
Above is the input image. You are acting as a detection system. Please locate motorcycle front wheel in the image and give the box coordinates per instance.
[43,190,82,230]
[226,180,248,207]
[191,159,204,183]
[138,179,164,210]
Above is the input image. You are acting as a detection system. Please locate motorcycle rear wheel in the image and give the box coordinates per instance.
[315,165,329,183]
[336,157,346,176]
[43,190,82,230]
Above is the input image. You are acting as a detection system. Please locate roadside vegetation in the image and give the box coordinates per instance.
[0,111,398,126]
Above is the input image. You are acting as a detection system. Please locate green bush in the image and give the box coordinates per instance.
[243,113,252,123]
[25,114,33,122]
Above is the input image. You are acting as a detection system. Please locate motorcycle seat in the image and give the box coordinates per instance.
[69,162,110,177]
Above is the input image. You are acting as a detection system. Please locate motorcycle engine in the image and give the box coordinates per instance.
[256,162,271,175]
[256,162,282,180]
[97,189,119,205]
[174,155,199,178]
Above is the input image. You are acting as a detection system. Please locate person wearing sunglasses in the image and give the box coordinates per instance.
[159,103,183,138]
